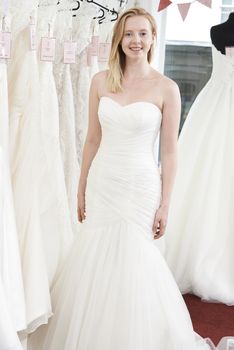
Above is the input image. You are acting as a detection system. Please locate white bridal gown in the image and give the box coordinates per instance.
[33,97,215,350]
[165,45,234,305]
[8,5,73,333]
[0,16,26,342]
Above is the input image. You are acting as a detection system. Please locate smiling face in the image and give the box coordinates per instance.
[121,15,155,61]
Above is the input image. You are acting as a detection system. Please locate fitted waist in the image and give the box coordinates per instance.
[95,147,157,166]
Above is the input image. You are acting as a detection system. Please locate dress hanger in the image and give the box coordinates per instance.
[70,0,119,23]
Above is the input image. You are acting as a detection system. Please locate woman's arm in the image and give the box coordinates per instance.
[77,73,102,222]
[153,79,181,239]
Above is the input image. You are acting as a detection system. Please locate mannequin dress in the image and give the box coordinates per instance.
[165,45,234,305]
[30,97,215,350]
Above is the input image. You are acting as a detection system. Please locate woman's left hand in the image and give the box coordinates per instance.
[152,204,168,239]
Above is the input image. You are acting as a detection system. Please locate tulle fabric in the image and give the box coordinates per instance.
[165,45,234,305]
[29,97,215,350]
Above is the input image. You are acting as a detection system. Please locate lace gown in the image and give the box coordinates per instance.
[53,11,80,234]
[30,97,215,350]
[165,45,234,305]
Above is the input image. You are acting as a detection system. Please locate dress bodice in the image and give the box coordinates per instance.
[97,96,162,166]
[211,44,234,83]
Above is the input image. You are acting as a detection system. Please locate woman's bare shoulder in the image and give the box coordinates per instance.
[151,69,179,92]
[92,70,109,83]
[91,70,109,96]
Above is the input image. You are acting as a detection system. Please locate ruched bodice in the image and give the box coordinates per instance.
[94,96,162,170]
[98,96,161,153]
[85,97,162,233]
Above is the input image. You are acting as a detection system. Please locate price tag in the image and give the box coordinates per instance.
[225,46,234,58]
[40,37,56,62]
[0,31,11,59]
[90,35,99,56]
[98,42,111,62]
[29,24,36,51]
[63,41,77,64]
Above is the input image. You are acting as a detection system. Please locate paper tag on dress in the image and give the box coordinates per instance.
[98,42,111,62]
[40,37,56,62]
[225,46,234,58]
[63,41,77,64]
[0,31,11,59]
[29,24,36,51]
[90,35,99,56]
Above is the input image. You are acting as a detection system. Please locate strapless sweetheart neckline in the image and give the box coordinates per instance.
[100,96,162,116]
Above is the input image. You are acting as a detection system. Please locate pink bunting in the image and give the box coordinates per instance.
[197,0,212,8]
[157,0,172,12]
[177,2,191,21]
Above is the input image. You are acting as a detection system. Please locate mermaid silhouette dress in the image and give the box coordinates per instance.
[31,97,214,350]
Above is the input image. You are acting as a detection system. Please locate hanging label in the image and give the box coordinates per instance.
[0,31,11,59]
[90,35,99,56]
[63,41,77,64]
[225,46,234,58]
[29,24,36,51]
[98,42,111,62]
[40,37,56,62]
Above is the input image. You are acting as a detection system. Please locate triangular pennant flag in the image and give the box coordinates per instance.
[177,2,191,21]
[157,0,172,12]
[197,0,212,8]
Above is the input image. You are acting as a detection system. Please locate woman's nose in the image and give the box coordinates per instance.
[131,33,141,43]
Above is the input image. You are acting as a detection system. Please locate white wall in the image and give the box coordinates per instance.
[166,0,222,44]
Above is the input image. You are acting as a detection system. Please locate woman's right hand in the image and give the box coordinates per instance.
[77,190,86,223]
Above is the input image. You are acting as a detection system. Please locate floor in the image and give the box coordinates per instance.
[184,294,234,346]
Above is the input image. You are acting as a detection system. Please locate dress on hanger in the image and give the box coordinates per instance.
[53,11,80,234]
[70,4,97,164]
[165,45,234,305]
[30,98,215,350]
[37,6,74,286]
[7,10,52,332]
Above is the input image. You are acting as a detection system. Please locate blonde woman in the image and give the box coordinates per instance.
[34,8,215,350]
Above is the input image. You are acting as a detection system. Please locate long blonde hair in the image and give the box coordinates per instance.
[107,7,157,93]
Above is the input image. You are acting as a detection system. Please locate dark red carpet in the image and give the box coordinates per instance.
[183,294,234,346]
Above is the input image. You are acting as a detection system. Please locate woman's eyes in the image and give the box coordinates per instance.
[124,32,148,37]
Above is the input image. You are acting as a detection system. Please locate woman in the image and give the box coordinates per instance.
[33,7,215,350]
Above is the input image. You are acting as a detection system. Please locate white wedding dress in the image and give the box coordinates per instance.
[165,45,234,305]
[0,148,24,350]
[31,97,214,350]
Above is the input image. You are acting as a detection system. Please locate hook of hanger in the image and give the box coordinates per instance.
[72,1,80,12]
[93,8,105,24]
[72,1,81,16]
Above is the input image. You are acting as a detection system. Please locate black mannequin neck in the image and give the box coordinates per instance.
[227,12,234,21]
